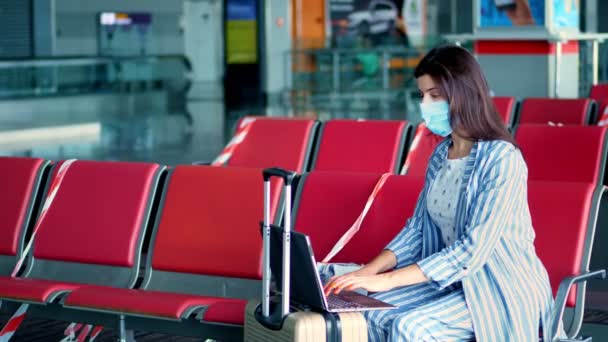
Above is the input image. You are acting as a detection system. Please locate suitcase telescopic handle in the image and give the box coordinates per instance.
[262,167,296,319]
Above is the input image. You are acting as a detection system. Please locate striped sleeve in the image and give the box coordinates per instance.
[418,145,525,289]
[385,182,428,269]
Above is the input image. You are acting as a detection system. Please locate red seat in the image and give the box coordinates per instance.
[515,125,607,184]
[0,160,162,303]
[311,119,410,173]
[202,300,248,325]
[64,166,281,335]
[67,286,247,324]
[0,277,79,303]
[401,124,444,177]
[519,98,594,126]
[527,181,604,339]
[149,166,276,278]
[528,182,596,307]
[0,157,48,275]
[493,96,518,127]
[223,116,318,173]
[66,286,227,319]
[293,172,424,264]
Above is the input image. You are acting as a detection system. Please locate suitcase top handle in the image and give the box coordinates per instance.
[263,167,296,185]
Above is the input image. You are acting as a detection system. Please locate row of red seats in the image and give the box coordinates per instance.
[502,84,608,126]
[224,115,608,185]
[219,96,519,175]
[510,97,597,126]
[0,157,604,340]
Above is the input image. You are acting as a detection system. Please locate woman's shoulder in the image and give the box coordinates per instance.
[478,139,518,158]
[477,139,526,172]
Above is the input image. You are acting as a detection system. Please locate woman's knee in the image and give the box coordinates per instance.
[390,311,431,341]
[364,309,385,327]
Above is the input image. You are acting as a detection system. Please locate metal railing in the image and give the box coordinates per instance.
[0,55,191,99]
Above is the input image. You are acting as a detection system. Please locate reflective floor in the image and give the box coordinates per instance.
[0,113,221,166]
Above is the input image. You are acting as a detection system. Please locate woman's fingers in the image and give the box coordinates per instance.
[324,275,351,295]
[327,276,363,295]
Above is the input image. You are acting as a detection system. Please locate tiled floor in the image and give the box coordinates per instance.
[0,314,201,341]
[1,311,607,341]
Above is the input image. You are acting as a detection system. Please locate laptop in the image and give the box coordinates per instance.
[269,226,395,313]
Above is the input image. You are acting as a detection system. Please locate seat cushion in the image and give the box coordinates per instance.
[202,300,247,325]
[65,286,235,320]
[0,277,80,302]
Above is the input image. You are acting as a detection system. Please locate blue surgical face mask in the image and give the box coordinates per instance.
[420,100,452,137]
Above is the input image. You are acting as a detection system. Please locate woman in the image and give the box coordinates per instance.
[324,45,554,341]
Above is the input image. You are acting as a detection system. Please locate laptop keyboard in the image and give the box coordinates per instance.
[327,293,365,310]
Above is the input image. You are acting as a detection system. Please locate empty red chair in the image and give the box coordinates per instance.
[515,125,608,184]
[63,166,283,340]
[493,96,518,127]
[0,160,162,304]
[293,172,424,264]
[519,98,595,126]
[528,181,606,340]
[401,124,444,177]
[216,116,318,173]
[0,157,49,276]
[311,119,411,174]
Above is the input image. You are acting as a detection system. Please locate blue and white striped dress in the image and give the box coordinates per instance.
[366,138,554,341]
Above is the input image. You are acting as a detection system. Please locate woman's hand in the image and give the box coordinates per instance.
[324,263,429,296]
[324,272,393,296]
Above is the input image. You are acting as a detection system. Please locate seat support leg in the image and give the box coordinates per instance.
[117,315,135,342]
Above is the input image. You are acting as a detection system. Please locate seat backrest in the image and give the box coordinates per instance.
[401,123,443,177]
[293,172,424,264]
[590,83,608,111]
[519,98,594,126]
[146,166,282,299]
[28,160,163,288]
[528,181,601,308]
[515,125,608,184]
[225,116,318,173]
[493,96,518,127]
[0,157,48,275]
[592,84,608,126]
[310,119,410,174]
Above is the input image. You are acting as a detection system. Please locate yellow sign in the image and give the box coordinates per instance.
[226,20,257,64]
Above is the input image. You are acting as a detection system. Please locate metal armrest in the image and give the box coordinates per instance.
[192,161,212,166]
[551,269,606,341]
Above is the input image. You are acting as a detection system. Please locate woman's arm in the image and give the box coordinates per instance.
[324,175,431,294]
[356,249,398,276]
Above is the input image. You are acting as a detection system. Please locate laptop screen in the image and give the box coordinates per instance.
[269,226,327,310]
